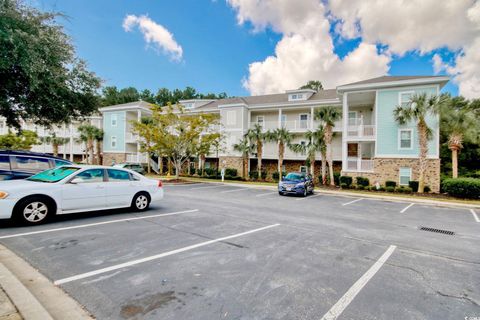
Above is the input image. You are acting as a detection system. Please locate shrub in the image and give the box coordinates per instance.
[334,172,341,186]
[340,183,348,189]
[225,175,243,181]
[272,171,280,182]
[409,181,419,192]
[340,176,353,187]
[442,178,480,199]
[356,185,365,190]
[205,168,218,176]
[261,171,267,180]
[225,168,237,177]
[395,186,413,193]
[356,176,370,187]
[377,186,385,192]
[249,171,258,180]
[385,180,397,188]
[424,186,431,193]
[385,186,395,192]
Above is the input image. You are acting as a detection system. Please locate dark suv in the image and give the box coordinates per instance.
[0,150,72,180]
[278,172,314,197]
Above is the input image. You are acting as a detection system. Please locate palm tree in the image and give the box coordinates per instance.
[266,128,293,175]
[441,100,477,178]
[289,128,325,182]
[93,128,104,165]
[394,93,448,193]
[315,106,342,186]
[40,132,69,157]
[246,124,266,179]
[78,124,99,164]
[233,137,254,179]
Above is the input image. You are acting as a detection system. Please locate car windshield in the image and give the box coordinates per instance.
[283,173,305,182]
[27,166,79,183]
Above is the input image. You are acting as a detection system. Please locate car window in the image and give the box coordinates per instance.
[15,156,50,170]
[55,159,70,167]
[75,169,104,183]
[284,173,304,182]
[28,167,79,183]
[0,155,10,170]
[107,169,131,182]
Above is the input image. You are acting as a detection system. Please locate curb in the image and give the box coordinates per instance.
[0,263,53,320]
[0,245,94,320]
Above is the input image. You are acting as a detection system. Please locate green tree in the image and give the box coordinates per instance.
[40,132,69,157]
[233,137,255,179]
[266,128,293,174]
[78,124,101,164]
[289,128,325,183]
[196,133,222,175]
[315,106,342,186]
[0,0,101,128]
[246,124,266,179]
[0,130,39,150]
[300,80,323,91]
[93,128,104,165]
[132,117,155,173]
[394,93,448,193]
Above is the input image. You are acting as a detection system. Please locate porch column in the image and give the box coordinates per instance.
[247,110,251,133]
[69,124,74,162]
[342,93,348,172]
[278,109,282,129]
[357,143,362,171]
[137,110,141,163]
[310,107,314,129]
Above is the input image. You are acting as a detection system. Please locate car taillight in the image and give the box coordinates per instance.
[158,180,163,187]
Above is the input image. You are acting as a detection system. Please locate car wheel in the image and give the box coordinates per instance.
[132,192,150,211]
[14,196,53,225]
[278,191,284,196]
[303,188,307,197]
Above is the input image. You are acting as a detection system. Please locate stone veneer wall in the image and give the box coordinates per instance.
[342,158,440,193]
[219,156,244,176]
[103,153,126,166]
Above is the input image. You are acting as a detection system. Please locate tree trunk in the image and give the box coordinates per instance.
[200,154,206,176]
[174,160,181,180]
[451,148,458,178]
[53,143,59,157]
[321,150,327,185]
[309,153,315,183]
[88,139,94,164]
[278,141,284,174]
[257,141,263,179]
[159,157,163,175]
[417,121,428,193]
[187,159,191,175]
[96,140,102,165]
[168,159,172,175]
[325,126,334,186]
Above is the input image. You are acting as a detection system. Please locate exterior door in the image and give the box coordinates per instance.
[106,169,137,208]
[61,169,106,212]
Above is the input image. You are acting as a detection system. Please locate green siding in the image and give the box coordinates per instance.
[103,111,125,152]
[376,86,438,157]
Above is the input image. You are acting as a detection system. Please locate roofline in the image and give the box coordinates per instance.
[99,104,153,113]
[179,99,216,103]
[285,89,317,94]
[337,76,450,92]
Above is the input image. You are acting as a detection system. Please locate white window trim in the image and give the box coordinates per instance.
[398,128,413,150]
[111,136,117,148]
[299,113,309,121]
[398,91,415,107]
[348,111,358,126]
[399,167,412,186]
[111,114,117,127]
[299,165,307,173]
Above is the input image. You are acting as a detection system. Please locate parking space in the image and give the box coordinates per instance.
[0,182,479,319]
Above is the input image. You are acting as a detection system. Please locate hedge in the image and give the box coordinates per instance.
[385,180,396,188]
[225,168,237,177]
[356,176,370,187]
[408,181,419,192]
[340,176,353,187]
[249,171,258,180]
[442,178,480,199]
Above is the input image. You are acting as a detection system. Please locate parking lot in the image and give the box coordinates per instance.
[0,182,479,319]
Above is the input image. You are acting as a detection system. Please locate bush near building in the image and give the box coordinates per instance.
[442,178,480,199]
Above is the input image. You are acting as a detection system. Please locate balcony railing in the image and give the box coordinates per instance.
[125,132,139,143]
[126,153,148,164]
[347,125,376,139]
[250,120,312,131]
[346,158,374,172]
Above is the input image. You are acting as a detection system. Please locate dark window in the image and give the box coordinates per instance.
[0,155,10,170]
[75,169,104,183]
[15,156,50,170]
[107,169,131,181]
[55,159,70,167]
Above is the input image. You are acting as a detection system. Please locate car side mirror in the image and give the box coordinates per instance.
[70,177,83,184]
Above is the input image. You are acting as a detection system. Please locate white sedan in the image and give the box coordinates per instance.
[0,165,164,225]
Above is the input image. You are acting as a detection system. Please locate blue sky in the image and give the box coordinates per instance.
[35,0,458,97]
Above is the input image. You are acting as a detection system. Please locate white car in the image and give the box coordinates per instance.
[0,165,164,225]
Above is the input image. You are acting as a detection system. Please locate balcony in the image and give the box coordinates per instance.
[346,158,374,172]
[125,132,139,143]
[126,153,148,164]
[346,124,376,139]
[249,120,312,132]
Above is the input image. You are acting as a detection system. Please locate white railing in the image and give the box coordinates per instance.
[125,132,139,143]
[149,158,159,174]
[126,153,148,163]
[346,158,374,172]
[347,125,376,138]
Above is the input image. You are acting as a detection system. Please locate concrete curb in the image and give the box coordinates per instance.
[0,263,53,320]
[0,245,94,320]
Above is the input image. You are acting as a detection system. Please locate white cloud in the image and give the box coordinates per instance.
[227,0,390,95]
[123,14,183,62]
[228,0,480,98]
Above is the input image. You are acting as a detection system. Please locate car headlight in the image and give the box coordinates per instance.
[0,191,8,199]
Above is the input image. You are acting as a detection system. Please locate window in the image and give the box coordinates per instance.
[226,111,236,126]
[280,114,287,127]
[399,92,413,108]
[300,140,306,155]
[111,114,117,127]
[107,169,131,182]
[111,136,117,148]
[74,169,104,183]
[348,111,358,126]
[399,129,413,149]
[0,155,10,170]
[15,156,50,170]
[257,116,264,127]
[299,114,309,128]
[399,167,411,186]
[55,159,70,167]
[28,167,79,183]
[299,166,307,173]
[291,94,297,100]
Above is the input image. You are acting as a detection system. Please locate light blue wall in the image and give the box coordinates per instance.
[103,111,126,153]
[376,86,438,157]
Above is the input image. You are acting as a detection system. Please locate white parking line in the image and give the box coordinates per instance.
[190,184,226,190]
[342,198,363,206]
[471,209,480,223]
[400,203,414,213]
[0,209,199,240]
[255,192,277,197]
[320,245,397,320]
[219,188,249,194]
[54,223,280,285]
[295,194,321,201]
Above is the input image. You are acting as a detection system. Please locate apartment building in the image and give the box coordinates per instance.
[98,75,448,191]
